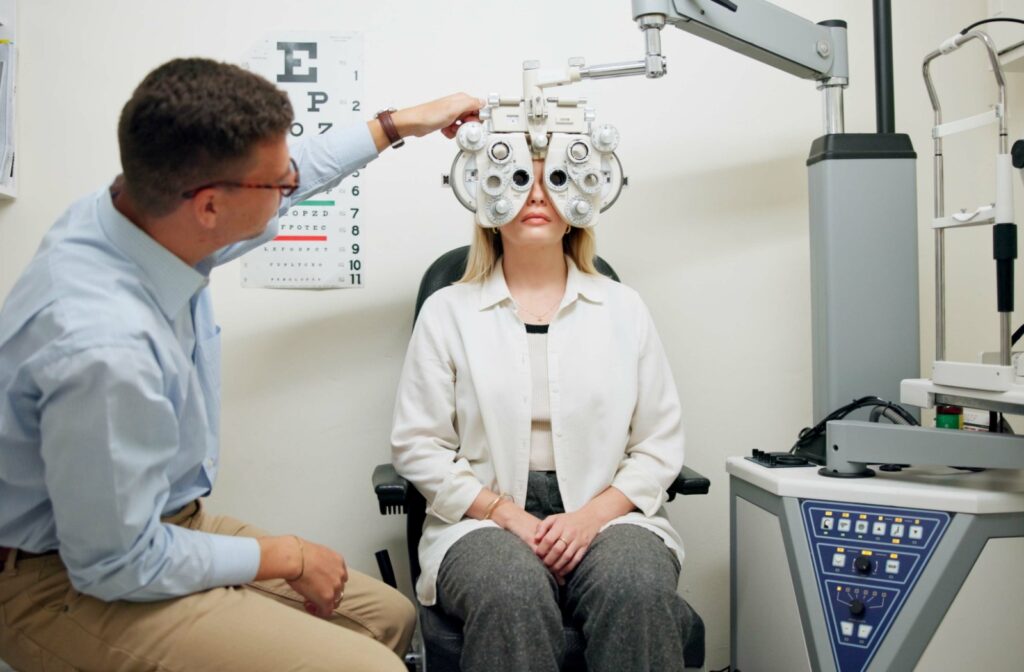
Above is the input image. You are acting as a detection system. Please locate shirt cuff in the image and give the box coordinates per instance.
[611,462,668,518]
[207,534,261,588]
[428,470,484,524]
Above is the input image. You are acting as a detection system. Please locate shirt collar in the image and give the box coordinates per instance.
[97,185,207,318]
[478,255,606,311]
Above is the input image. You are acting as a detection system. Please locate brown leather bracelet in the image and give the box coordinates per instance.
[375,108,404,149]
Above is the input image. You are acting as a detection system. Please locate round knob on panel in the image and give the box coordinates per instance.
[849,599,866,618]
[494,198,512,216]
[457,122,486,152]
[568,141,590,163]
[565,196,594,226]
[853,557,872,575]
[593,124,620,152]
[490,142,510,162]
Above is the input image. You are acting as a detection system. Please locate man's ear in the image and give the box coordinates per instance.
[190,190,220,231]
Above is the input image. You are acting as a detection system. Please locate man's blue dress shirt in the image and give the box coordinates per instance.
[0,123,378,601]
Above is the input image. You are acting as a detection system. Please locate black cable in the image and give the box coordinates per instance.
[791,396,919,456]
[960,17,1024,35]
[1013,322,1024,345]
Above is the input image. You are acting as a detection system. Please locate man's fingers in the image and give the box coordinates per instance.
[441,112,482,139]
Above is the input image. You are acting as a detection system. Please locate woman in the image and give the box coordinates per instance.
[391,158,691,672]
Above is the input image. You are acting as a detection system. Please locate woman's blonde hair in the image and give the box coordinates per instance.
[458,224,599,283]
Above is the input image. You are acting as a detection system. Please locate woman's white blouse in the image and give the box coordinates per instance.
[391,259,686,605]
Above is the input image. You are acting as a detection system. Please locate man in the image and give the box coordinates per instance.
[0,58,481,671]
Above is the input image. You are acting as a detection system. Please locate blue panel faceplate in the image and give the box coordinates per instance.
[799,499,950,672]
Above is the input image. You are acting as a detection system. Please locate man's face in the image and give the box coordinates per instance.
[218,136,296,244]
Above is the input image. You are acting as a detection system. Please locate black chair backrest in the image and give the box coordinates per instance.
[405,246,620,583]
[414,246,620,320]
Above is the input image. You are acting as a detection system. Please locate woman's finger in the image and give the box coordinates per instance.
[558,546,588,578]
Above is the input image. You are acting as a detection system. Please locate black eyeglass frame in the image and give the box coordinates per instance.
[181,157,300,199]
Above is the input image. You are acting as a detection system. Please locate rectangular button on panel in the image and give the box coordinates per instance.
[858,624,873,639]
[872,522,887,535]
[890,523,905,538]
[909,525,924,540]
[832,553,847,568]
[821,517,834,531]
[854,520,868,534]
[837,519,851,532]
[885,559,900,574]
[841,621,854,636]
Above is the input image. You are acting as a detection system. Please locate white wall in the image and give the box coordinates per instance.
[2,0,1018,667]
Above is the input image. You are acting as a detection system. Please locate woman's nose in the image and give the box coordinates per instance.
[528,176,547,204]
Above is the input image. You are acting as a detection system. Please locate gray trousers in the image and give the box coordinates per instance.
[436,472,692,672]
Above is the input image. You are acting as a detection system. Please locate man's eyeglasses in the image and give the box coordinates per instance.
[181,158,300,199]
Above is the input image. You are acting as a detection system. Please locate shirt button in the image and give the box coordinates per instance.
[204,458,215,468]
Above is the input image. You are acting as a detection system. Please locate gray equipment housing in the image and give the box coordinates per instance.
[807,134,920,421]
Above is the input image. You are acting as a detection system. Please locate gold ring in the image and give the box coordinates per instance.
[557,538,568,546]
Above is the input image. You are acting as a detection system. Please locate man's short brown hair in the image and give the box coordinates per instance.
[118,58,294,216]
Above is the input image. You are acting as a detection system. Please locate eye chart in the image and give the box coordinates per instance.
[241,33,365,289]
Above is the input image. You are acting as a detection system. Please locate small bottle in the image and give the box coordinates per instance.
[935,404,964,430]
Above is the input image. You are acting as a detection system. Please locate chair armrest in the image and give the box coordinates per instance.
[667,465,711,501]
[373,464,410,514]
[375,462,709,511]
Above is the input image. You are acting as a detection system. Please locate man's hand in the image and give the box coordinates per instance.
[391,93,484,140]
[288,539,349,618]
[257,536,348,618]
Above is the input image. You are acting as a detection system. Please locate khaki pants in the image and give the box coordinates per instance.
[0,501,415,672]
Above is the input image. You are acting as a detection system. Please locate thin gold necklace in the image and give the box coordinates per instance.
[515,294,563,323]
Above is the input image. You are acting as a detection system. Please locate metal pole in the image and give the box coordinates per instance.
[822,85,845,135]
[873,0,895,134]
[923,55,946,361]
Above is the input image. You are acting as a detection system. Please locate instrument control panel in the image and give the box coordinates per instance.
[800,499,950,672]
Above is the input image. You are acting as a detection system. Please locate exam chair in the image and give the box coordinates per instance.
[373,246,710,672]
